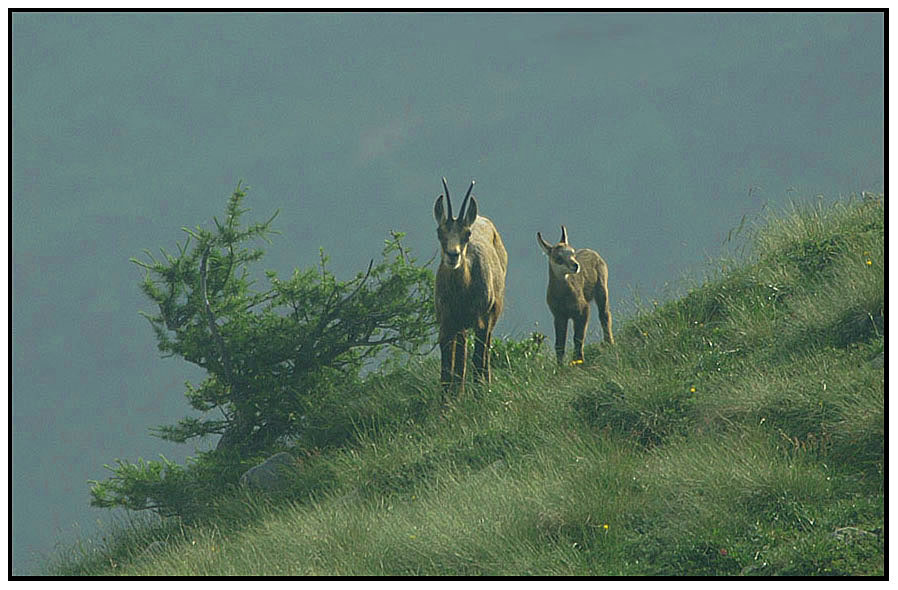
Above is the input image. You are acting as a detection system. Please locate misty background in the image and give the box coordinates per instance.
[11,12,883,574]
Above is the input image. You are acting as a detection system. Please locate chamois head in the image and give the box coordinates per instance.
[434,177,478,270]
[537,225,580,278]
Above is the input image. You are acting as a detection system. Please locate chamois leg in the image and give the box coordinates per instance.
[573,310,589,363]
[473,324,492,384]
[439,330,456,390]
[453,330,468,393]
[595,281,614,345]
[484,326,493,384]
[553,314,569,365]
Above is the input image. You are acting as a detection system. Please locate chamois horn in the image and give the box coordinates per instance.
[459,180,475,220]
[441,176,453,220]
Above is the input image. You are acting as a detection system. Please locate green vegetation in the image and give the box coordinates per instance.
[50,192,883,576]
[89,185,435,518]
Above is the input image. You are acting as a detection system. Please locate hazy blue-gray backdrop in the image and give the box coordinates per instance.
[11,11,883,574]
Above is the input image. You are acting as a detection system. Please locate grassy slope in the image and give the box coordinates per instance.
[48,195,884,576]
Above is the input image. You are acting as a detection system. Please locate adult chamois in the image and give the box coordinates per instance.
[537,225,614,364]
[433,177,508,393]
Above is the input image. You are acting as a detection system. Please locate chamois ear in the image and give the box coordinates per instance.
[434,195,447,224]
[462,195,478,227]
[537,231,553,254]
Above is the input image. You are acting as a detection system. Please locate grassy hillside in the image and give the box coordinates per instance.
[47,194,884,576]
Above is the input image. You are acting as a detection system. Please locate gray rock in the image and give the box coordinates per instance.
[239,452,296,491]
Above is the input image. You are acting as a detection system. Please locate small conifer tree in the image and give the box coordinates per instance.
[90,183,434,515]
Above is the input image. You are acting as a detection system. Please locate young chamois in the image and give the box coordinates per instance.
[537,225,614,364]
[434,177,508,393]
